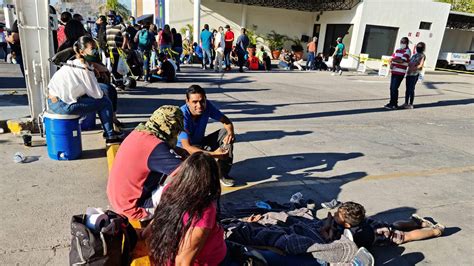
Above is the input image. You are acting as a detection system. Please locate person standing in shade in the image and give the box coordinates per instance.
[385,37,411,110]
[331,37,345,76]
[171,28,183,72]
[402,42,426,109]
[135,22,156,83]
[177,85,236,187]
[306,37,317,71]
[236,28,250,73]
[5,20,24,77]
[223,25,234,71]
[213,26,225,72]
[57,11,72,49]
[0,26,7,62]
[200,24,213,70]
[105,10,129,89]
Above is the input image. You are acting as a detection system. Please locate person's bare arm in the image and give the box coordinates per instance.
[175,227,210,266]
[220,115,235,144]
[332,46,338,57]
[180,138,228,159]
[122,34,129,50]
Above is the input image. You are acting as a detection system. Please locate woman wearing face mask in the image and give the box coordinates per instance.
[402,42,426,109]
[48,36,121,143]
[385,37,411,110]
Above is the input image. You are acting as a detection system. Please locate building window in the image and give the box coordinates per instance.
[419,22,432,30]
[361,25,399,59]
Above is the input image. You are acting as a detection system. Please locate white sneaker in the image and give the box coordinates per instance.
[331,72,336,76]
[339,70,343,75]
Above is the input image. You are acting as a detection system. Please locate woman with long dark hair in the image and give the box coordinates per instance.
[147,152,226,265]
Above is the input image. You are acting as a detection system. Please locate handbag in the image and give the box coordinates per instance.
[69,210,137,266]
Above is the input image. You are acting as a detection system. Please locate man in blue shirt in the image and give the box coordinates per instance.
[200,24,213,70]
[178,85,236,186]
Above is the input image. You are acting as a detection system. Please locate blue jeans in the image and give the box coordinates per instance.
[279,61,290,70]
[139,49,152,81]
[173,46,183,70]
[99,83,117,112]
[48,95,115,138]
[224,48,232,68]
[306,53,315,69]
[389,74,405,106]
[405,74,419,105]
[202,48,212,67]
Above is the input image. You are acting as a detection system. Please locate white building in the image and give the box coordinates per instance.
[133,0,463,69]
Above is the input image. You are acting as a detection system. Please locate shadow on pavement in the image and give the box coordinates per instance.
[237,130,312,142]
[231,98,474,122]
[0,94,28,107]
[0,77,26,89]
[224,152,365,205]
[81,148,106,160]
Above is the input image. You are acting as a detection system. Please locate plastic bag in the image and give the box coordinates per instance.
[117,56,128,76]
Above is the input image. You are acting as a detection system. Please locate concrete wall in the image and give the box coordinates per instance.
[440,28,474,53]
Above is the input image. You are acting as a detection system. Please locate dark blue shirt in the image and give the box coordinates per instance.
[177,101,224,146]
[200,29,213,50]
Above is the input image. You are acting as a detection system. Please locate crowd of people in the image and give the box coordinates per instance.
[1,9,433,265]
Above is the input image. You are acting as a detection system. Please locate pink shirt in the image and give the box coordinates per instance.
[182,202,226,266]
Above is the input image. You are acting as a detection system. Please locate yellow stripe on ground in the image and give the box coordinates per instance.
[362,165,474,181]
[222,165,474,194]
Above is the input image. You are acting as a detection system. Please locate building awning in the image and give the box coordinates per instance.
[227,0,362,12]
[136,14,153,23]
[447,11,474,30]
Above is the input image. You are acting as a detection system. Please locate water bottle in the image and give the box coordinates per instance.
[290,192,303,204]
[255,201,271,210]
[13,152,26,163]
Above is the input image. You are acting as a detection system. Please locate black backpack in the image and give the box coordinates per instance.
[69,210,137,266]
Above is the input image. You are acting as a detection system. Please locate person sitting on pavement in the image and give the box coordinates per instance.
[177,85,236,187]
[149,53,176,82]
[192,42,203,64]
[278,49,291,70]
[247,51,260,71]
[47,36,121,143]
[107,106,187,221]
[291,50,304,71]
[321,201,445,249]
[143,152,226,265]
[262,52,272,71]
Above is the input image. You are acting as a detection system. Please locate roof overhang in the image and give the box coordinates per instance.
[224,0,362,12]
[447,11,474,30]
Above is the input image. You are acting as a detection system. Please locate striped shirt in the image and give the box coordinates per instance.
[391,48,411,76]
[106,24,126,49]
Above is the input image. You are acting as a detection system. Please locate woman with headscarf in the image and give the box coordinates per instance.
[107,105,188,221]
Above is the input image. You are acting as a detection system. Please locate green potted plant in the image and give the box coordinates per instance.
[179,24,194,43]
[246,30,259,55]
[265,30,288,59]
[290,36,304,60]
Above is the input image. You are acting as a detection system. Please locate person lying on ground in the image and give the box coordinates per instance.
[177,85,236,187]
[322,201,445,248]
[47,36,121,143]
[107,106,188,221]
[149,52,176,82]
[143,152,226,266]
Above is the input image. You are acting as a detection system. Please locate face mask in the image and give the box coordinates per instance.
[84,49,98,62]
[416,47,424,53]
[400,43,407,49]
[107,18,115,25]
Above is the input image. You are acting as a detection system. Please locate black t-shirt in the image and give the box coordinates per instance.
[126,26,138,50]
[173,33,182,48]
[10,20,22,55]
[160,60,176,81]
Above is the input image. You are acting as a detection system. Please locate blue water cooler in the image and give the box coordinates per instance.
[43,112,82,160]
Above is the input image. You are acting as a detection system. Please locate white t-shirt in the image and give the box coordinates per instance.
[214,32,225,51]
[48,59,103,105]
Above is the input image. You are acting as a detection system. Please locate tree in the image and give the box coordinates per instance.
[99,0,130,19]
[436,0,474,13]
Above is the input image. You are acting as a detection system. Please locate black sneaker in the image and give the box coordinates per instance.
[105,136,123,144]
[384,104,396,110]
[220,176,235,187]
